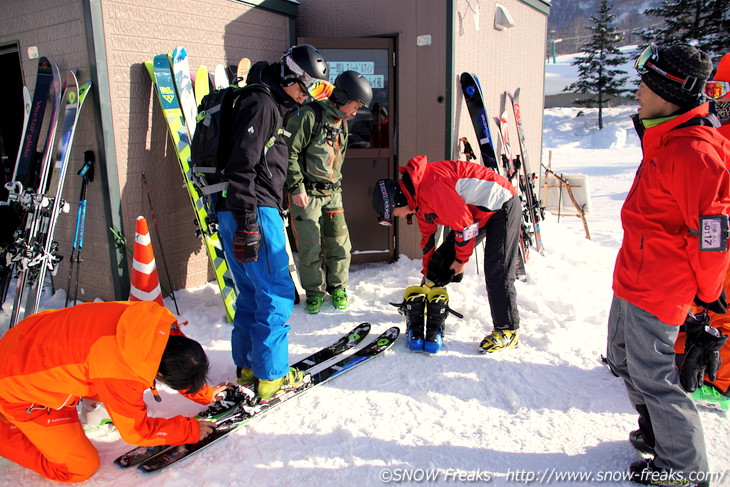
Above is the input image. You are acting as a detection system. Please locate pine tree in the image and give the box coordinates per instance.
[638,0,730,62]
[563,0,631,129]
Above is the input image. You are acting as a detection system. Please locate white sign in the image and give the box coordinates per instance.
[329,61,375,75]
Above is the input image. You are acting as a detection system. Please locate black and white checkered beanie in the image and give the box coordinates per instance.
[640,44,713,108]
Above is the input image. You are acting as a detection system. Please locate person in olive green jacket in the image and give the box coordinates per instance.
[285,71,372,314]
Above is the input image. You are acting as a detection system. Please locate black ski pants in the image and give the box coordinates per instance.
[428,196,521,330]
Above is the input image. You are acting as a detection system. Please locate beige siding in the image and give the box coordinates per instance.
[1,0,292,302]
[453,0,547,175]
[101,0,291,295]
[0,0,107,300]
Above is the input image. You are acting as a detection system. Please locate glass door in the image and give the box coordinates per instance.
[299,37,396,264]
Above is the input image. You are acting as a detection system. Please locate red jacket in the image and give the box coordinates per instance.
[0,301,213,446]
[398,155,516,274]
[613,103,730,325]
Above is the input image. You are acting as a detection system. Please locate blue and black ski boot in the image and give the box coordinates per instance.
[424,287,449,354]
[400,285,428,352]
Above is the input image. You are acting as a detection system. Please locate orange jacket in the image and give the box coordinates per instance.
[613,103,730,325]
[0,301,212,446]
[676,119,730,395]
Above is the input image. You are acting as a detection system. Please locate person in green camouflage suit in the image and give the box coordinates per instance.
[285,71,372,314]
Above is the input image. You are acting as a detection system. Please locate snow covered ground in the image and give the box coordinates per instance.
[2,106,729,486]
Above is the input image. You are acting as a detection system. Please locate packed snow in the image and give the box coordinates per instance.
[2,106,729,486]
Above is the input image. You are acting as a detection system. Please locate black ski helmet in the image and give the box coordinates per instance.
[331,70,373,107]
[280,44,329,88]
[372,178,406,226]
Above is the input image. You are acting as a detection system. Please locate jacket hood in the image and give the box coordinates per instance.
[398,155,429,209]
[116,301,176,384]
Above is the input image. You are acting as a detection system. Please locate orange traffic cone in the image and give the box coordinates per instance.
[129,216,163,306]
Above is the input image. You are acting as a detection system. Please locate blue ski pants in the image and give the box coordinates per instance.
[218,208,294,380]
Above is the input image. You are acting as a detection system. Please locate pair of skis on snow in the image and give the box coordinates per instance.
[2,57,92,326]
[113,324,399,473]
[459,73,544,280]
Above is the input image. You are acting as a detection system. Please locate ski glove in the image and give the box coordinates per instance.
[694,290,727,314]
[233,224,261,263]
[426,247,464,288]
[680,313,728,392]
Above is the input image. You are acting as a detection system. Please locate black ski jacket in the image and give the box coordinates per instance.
[222,61,296,228]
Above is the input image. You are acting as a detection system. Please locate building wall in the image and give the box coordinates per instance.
[1,0,294,304]
[99,0,292,298]
[453,0,547,181]
[297,0,549,261]
[0,0,105,300]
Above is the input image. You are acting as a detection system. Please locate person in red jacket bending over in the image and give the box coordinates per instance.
[372,154,521,354]
[604,44,730,486]
[0,301,230,482]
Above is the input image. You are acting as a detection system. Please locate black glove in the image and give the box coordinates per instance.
[233,224,261,263]
[694,289,728,314]
[680,316,728,392]
[426,236,463,287]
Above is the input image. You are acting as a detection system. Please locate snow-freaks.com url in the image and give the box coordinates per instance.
[378,467,727,484]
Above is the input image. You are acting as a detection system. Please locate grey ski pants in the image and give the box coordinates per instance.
[606,295,708,476]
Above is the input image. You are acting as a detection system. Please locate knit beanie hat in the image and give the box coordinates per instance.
[640,44,713,108]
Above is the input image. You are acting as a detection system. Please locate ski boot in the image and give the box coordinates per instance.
[629,429,656,458]
[331,289,348,310]
[479,329,519,353]
[236,367,255,388]
[629,458,708,486]
[400,285,428,352]
[424,287,449,354]
[306,295,324,314]
[691,384,730,412]
[256,367,309,404]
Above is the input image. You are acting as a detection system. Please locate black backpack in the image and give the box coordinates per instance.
[190,83,277,195]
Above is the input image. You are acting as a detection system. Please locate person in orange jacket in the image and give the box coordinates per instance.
[674,53,730,411]
[0,301,229,482]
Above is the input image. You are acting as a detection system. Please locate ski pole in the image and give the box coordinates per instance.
[65,151,94,307]
[141,171,180,315]
[109,227,134,256]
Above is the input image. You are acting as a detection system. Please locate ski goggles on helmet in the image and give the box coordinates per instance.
[281,55,333,101]
[308,79,335,101]
[635,44,701,92]
[705,80,730,101]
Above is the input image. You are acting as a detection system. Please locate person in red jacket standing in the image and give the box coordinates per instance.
[0,301,229,482]
[604,44,729,486]
[372,155,521,354]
